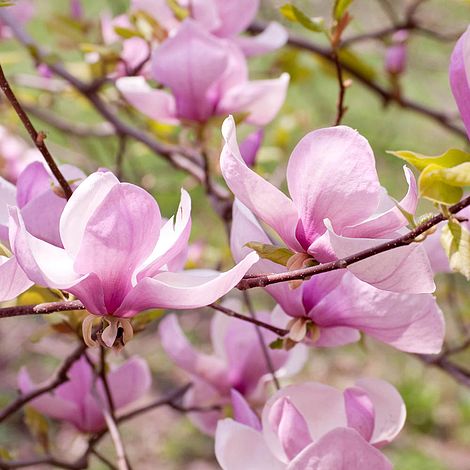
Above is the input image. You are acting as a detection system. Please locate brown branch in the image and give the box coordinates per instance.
[248,22,466,139]
[237,194,470,289]
[0,299,85,319]
[0,343,86,423]
[418,354,470,389]
[332,49,348,125]
[0,63,73,199]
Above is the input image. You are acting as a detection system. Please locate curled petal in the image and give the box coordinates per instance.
[235,22,288,57]
[344,387,375,442]
[101,317,119,348]
[82,314,98,348]
[231,389,261,431]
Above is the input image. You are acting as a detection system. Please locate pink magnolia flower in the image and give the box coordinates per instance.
[216,379,405,469]
[385,30,408,75]
[9,171,258,346]
[159,310,307,434]
[0,162,85,302]
[450,26,470,139]
[0,0,34,39]
[221,115,435,294]
[132,0,287,56]
[231,200,444,354]
[0,126,41,183]
[116,20,289,125]
[18,356,151,433]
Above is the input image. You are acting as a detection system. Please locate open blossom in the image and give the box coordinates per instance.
[221,115,434,294]
[159,310,307,434]
[0,162,85,302]
[216,379,405,469]
[9,171,258,346]
[18,356,151,433]
[450,26,470,139]
[131,0,287,56]
[116,20,289,125]
[231,201,445,353]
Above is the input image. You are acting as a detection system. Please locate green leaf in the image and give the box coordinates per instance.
[337,48,376,81]
[441,219,470,279]
[24,406,49,453]
[279,4,325,33]
[269,338,284,350]
[388,148,470,171]
[0,2,15,7]
[334,0,353,19]
[166,0,189,20]
[245,242,294,266]
[113,26,144,40]
[0,447,12,461]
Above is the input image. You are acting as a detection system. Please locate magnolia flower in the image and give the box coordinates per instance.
[0,126,41,183]
[9,171,258,347]
[231,200,444,353]
[116,20,289,125]
[159,310,307,434]
[18,356,151,433]
[239,129,264,167]
[221,115,434,294]
[216,379,404,469]
[450,26,470,139]
[385,30,408,75]
[132,0,287,56]
[0,0,34,39]
[0,162,85,302]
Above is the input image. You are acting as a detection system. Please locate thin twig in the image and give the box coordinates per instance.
[90,450,118,470]
[0,63,73,199]
[0,343,86,423]
[332,49,347,125]
[0,299,85,319]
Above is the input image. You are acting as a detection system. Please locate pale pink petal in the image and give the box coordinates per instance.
[423,228,451,274]
[215,419,284,470]
[288,428,393,470]
[286,126,381,249]
[210,0,259,37]
[116,77,178,124]
[0,255,33,302]
[239,129,263,167]
[115,251,258,316]
[222,118,301,251]
[73,183,161,312]
[355,378,406,447]
[152,19,228,121]
[269,397,312,460]
[136,189,191,280]
[326,222,435,294]
[262,383,346,462]
[344,387,375,442]
[231,389,261,431]
[15,161,50,208]
[342,166,418,238]
[218,74,289,126]
[312,327,361,348]
[60,171,119,259]
[159,314,230,391]
[449,26,470,138]
[189,0,222,32]
[235,22,288,56]
[0,176,16,233]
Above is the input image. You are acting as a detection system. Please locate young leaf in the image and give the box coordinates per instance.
[388,148,470,171]
[441,219,470,280]
[418,163,466,204]
[279,4,325,33]
[24,407,50,453]
[334,0,353,20]
[245,242,294,266]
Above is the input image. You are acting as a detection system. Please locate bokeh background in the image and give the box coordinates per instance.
[0,0,470,468]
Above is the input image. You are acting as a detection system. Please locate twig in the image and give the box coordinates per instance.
[418,354,470,389]
[0,343,86,423]
[0,300,85,319]
[332,49,347,125]
[237,194,470,289]
[243,291,281,390]
[0,63,73,199]
[90,450,118,470]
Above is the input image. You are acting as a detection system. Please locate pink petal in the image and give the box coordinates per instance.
[268,396,312,460]
[136,189,191,280]
[15,161,50,208]
[209,0,259,37]
[288,428,393,470]
[159,314,230,391]
[423,227,451,274]
[115,251,258,316]
[221,117,301,251]
[218,74,289,126]
[239,129,263,167]
[215,419,284,470]
[286,126,381,249]
[0,255,33,302]
[116,77,178,124]
[354,378,406,447]
[326,222,435,294]
[103,356,152,410]
[152,19,228,122]
[0,176,16,232]
[450,26,470,138]
[231,389,261,431]
[132,0,179,31]
[235,22,288,57]
[73,183,161,312]
[189,0,222,32]
[344,387,375,442]
[312,326,361,348]
[342,166,418,238]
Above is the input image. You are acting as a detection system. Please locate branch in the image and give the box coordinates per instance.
[0,63,73,199]
[237,194,470,289]
[248,22,466,139]
[0,300,85,319]
[0,343,86,423]
[332,49,348,125]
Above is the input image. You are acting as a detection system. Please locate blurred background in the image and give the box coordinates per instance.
[0,0,470,468]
